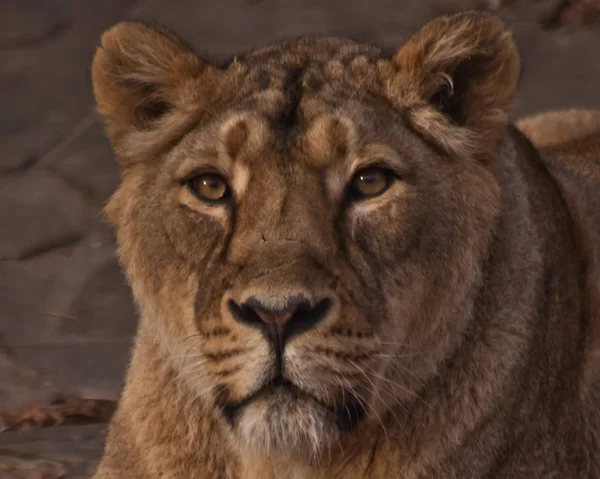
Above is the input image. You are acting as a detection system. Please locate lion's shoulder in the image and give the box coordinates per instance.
[520,109,600,409]
[516,109,600,150]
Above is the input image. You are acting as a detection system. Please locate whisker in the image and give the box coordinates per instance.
[182,333,204,342]
[332,376,351,455]
[313,366,366,382]
[213,365,243,377]
[366,370,433,410]
[345,361,390,447]
[364,376,406,431]
[373,352,428,359]
[378,357,427,387]
[176,367,209,384]
[373,341,420,349]
[338,375,368,422]
[174,352,205,360]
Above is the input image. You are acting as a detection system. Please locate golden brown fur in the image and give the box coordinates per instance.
[517,108,600,149]
[91,12,600,478]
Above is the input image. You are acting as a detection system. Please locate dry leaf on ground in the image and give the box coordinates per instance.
[0,395,116,433]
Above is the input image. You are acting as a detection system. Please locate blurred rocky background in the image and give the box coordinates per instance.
[1,0,599,477]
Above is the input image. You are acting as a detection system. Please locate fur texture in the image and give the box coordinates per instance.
[91,12,600,478]
[517,108,600,149]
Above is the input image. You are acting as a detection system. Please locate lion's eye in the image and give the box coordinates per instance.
[187,173,231,203]
[347,167,397,201]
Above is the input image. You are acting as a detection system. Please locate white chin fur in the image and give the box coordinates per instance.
[236,394,338,460]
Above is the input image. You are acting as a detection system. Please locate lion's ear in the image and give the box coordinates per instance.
[386,12,520,159]
[91,22,220,164]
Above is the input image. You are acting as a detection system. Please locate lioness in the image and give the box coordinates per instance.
[91,11,600,478]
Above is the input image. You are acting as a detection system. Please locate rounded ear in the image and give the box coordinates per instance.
[91,22,222,165]
[384,12,521,159]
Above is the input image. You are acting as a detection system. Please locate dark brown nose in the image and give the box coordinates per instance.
[227,294,332,344]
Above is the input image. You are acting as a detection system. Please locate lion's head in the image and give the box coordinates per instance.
[92,12,519,461]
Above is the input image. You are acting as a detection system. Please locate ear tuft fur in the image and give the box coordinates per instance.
[91,22,221,164]
[385,12,521,159]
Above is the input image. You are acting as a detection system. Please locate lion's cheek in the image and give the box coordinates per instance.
[224,346,273,403]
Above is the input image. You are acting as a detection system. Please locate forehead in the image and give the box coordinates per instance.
[233,36,386,124]
[175,37,414,171]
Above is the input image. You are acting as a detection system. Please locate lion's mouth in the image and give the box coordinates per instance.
[216,375,366,432]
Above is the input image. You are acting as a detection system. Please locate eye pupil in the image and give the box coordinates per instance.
[188,173,230,203]
[205,179,220,189]
[359,172,381,184]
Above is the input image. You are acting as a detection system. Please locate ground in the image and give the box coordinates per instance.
[0,0,599,477]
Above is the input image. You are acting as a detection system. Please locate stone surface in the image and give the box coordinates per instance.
[0,352,52,412]
[0,262,53,349]
[0,0,65,48]
[0,425,106,478]
[0,0,598,477]
[511,26,600,117]
[0,169,89,260]
[0,0,139,173]
[40,116,120,207]
[1,227,136,407]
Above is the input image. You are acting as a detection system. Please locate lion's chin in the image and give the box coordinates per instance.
[221,377,370,462]
[236,391,338,459]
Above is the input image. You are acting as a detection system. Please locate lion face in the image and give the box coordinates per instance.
[93,14,519,460]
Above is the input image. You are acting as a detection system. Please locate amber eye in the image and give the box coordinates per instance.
[187,173,231,203]
[347,167,397,201]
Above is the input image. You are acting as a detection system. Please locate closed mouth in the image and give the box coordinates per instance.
[216,375,366,432]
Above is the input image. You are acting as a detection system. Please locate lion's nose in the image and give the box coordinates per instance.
[227,294,332,344]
